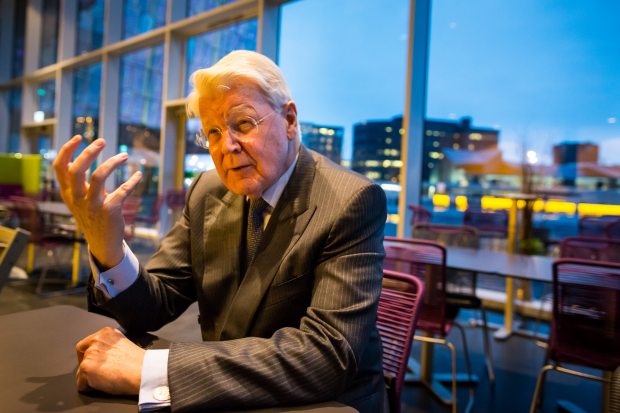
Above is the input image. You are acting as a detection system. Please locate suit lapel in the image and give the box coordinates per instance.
[220,147,317,340]
[201,190,245,339]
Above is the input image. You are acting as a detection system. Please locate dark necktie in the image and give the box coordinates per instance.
[246,197,269,266]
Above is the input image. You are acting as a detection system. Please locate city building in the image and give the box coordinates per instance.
[300,122,344,164]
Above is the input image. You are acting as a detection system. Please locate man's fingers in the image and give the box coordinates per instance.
[107,171,143,205]
[88,152,129,200]
[68,139,106,199]
[53,135,83,191]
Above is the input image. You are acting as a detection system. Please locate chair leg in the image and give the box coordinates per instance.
[445,341,458,413]
[529,364,554,413]
[480,307,496,384]
[454,322,475,413]
[34,249,53,296]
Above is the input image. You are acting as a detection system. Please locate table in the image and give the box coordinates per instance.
[0,305,357,413]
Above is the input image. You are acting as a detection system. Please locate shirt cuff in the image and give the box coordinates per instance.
[89,241,139,298]
[139,349,171,412]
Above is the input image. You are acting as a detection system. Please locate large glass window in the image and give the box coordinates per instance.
[8,88,22,153]
[122,0,166,40]
[425,0,620,249]
[39,0,60,68]
[36,79,56,120]
[186,0,236,17]
[117,45,164,197]
[278,0,409,234]
[72,63,101,145]
[76,0,104,54]
[11,0,27,77]
[183,19,257,186]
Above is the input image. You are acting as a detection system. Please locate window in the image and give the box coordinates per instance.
[117,45,165,196]
[186,0,237,16]
[425,0,620,246]
[8,88,22,153]
[76,0,104,54]
[11,0,26,77]
[36,79,56,120]
[122,0,166,40]
[40,0,60,68]
[279,0,409,235]
[72,63,102,149]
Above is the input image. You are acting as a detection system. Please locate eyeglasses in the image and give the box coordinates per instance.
[195,111,275,150]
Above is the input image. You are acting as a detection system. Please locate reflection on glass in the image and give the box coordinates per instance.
[36,79,56,120]
[186,0,236,16]
[76,0,104,54]
[185,18,257,94]
[425,1,620,251]
[8,88,22,153]
[122,0,166,40]
[11,0,26,77]
[72,63,102,158]
[279,0,409,235]
[183,19,257,186]
[117,45,164,198]
[40,0,60,68]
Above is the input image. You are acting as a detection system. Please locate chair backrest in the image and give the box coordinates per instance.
[378,269,425,413]
[0,226,30,293]
[384,236,449,336]
[122,196,142,240]
[560,236,620,263]
[606,220,620,240]
[410,224,480,299]
[578,215,620,238]
[550,259,620,371]
[135,195,163,225]
[408,204,431,226]
[8,196,44,242]
[463,208,508,237]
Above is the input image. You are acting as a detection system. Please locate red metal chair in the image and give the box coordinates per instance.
[409,224,495,383]
[378,269,425,413]
[560,236,620,263]
[463,208,508,237]
[606,219,620,240]
[165,189,187,224]
[383,236,474,413]
[8,196,79,295]
[529,259,620,412]
[578,215,620,238]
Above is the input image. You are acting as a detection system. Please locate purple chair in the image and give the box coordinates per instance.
[463,208,508,237]
[408,204,432,227]
[384,236,474,413]
[578,215,620,238]
[378,269,425,413]
[409,224,495,383]
[606,220,620,240]
[560,236,620,263]
[529,259,620,412]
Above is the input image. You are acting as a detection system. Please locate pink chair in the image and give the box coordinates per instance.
[559,236,620,263]
[578,215,620,238]
[378,269,425,413]
[463,208,508,237]
[529,259,620,412]
[383,237,474,413]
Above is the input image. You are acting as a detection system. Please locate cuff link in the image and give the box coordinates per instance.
[153,385,170,402]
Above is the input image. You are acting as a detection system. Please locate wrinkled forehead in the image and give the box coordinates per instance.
[197,82,271,123]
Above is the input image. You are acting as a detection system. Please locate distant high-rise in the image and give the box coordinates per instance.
[351,117,403,182]
[351,115,499,183]
[301,122,344,164]
[553,142,599,186]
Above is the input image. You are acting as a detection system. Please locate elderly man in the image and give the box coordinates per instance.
[54,50,387,413]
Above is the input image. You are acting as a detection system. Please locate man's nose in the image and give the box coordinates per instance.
[220,129,242,154]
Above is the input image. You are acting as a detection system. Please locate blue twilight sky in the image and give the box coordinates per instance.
[279,0,620,165]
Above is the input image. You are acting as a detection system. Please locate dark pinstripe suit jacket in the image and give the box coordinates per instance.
[95,146,387,413]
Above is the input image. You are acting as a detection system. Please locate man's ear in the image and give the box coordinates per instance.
[284,101,298,141]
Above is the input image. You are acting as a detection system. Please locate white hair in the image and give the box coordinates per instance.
[186,50,293,118]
